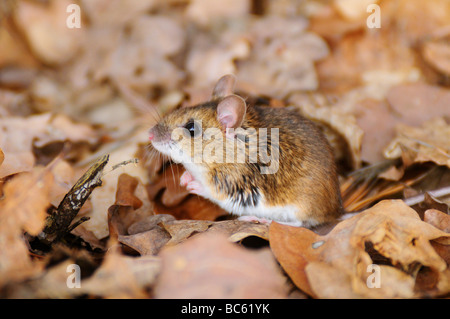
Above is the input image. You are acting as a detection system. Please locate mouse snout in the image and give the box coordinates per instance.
[148,126,156,141]
[149,124,170,143]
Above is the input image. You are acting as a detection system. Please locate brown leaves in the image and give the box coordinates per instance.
[270,200,450,298]
[0,113,98,178]
[384,118,450,168]
[0,168,53,286]
[0,0,449,300]
[13,0,85,65]
[154,232,288,299]
[422,31,450,77]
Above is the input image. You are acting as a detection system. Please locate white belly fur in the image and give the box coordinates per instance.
[208,192,302,227]
[183,163,303,227]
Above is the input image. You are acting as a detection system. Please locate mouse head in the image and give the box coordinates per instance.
[149,75,247,165]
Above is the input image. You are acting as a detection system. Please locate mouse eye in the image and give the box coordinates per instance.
[184,120,201,138]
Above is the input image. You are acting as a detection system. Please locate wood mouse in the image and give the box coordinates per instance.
[148,75,343,228]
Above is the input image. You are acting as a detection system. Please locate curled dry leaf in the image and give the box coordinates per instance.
[207,219,269,243]
[269,200,450,298]
[120,214,268,256]
[108,173,154,242]
[154,232,288,298]
[120,214,176,257]
[384,117,450,168]
[0,113,98,178]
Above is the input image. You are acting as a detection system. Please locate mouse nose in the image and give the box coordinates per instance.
[148,127,155,141]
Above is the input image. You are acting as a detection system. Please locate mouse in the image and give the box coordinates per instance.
[148,74,343,228]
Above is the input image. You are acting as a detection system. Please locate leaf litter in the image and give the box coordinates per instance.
[0,0,449,299]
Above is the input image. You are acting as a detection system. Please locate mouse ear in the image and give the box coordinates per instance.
[212,74,236,99]
[217,94,246,129]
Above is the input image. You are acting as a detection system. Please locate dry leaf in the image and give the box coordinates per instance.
[386,84,450,127]
[0,113,98,178]
[289,92,364,168]
[80,248,159,298]
[422,32,450,76]
[85,128,150,239]
[14,0,85,65]
[0,168,53,286]
[107,173,153,240]
[161,220,214,247]
[334,0,379,20]
[81,0,158,27]
[127,214,176,235]
[153,192,228,221]
[237,16,328,97]
[384,118,450,168]
[146,164,190,208]
[154,232,288,298]
[425,209,450,233]
[186,0,250,27]
[119,227,171,256]
[270,200,450,298]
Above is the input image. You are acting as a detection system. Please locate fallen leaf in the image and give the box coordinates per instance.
[114,174,143,210]
[161,220,214,247]
[127,214,176,235]
[154,232,288,298]
[422,32,450,77]
[80,247,159,298]
[14,0,85,65]
[146,164,190,208]
[270,200,450,298]
[119,228,171,256]
[153,193,228,221]
[425,209,450,233]
[0,113,98,178]
[386,84,450,127]
[289,92,364,168]
[237,16,328,98]
[85,128,151,239]
[0,168,53,287]
[81,0,158,27]
[384,118,450,168]
[334,0,379,20]
[0,18,39,69]
[186,0,250,27]
[269,223,318,297]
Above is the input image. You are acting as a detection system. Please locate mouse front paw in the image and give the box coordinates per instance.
[186,180,206,196]
[180,170,194,187]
